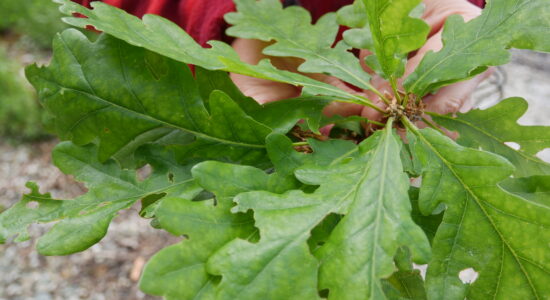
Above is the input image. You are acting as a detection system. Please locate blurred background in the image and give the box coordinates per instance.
[0,1,548,299]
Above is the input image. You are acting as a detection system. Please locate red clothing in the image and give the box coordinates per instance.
[76,0,485,46]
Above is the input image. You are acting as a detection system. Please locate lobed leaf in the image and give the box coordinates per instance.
[53,0,375,106]
[207,123,430,300]
[141,161,299,299]
[405,0,550,96]
[26,30,272,163]
[226,0,374,91]
[139,197,254,300]
[0,143,198,255]
[409,125,550,300]
[499,175,550,204]
[361,0,429,78]
[432,97,550,177]
[382,248,428,300]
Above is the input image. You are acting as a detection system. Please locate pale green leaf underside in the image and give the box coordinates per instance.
[53,0,372,106]
[226,0,373,91]
[411,127,550,300]
[207,124,430,300]
[432,97,550,177]
[406,0,550,96]
[0,143,197,255]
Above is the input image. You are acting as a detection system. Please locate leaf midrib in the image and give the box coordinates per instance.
[243,8,377,92]
[416,130,540,299]
[408,1,531,94]
[229,141,380,297]
[434,114,550,167]
[45,81,267,149]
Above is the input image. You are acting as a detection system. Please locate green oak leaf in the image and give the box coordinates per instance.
[431,97,550,177]
[141,161,298,299]
[0,142,199,255]
[225,0,374,91]
[382,248,427,300]
[405,0,550,96]
[195,67,330,134]
[499,175,550,204]
[139,198,254,300]
[337,1,369,28]
[194,66,261,115]
[53,0,375,106]
[265,133,361,177]
[409,187,443,245]
[26,30,272,163]
[250,97,329,134]
[361,0,429,78]
[338,1,375,55]
[265,133,309,176]
[207,122,430,300]
[409,125,550,300]
[314,122,430,300]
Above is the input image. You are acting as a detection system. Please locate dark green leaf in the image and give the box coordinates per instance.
[53,0,374,106]
[26,30,271,163]
[409,125,550,300]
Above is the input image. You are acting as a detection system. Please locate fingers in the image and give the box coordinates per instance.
[423,68,493,114]
[317,75,373,118]
[358,49,375,75]
[422,0,482,34]
[404,30,443,77]
[230,38,302,104]
[230,73,300,104]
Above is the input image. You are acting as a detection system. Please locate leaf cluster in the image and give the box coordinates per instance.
[1,0,550,299]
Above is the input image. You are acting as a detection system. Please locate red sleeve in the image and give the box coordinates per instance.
[75,0,235,47]
[75,0,486,46]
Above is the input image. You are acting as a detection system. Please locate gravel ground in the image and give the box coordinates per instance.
[0,142,179,300]
[0,51,549,299]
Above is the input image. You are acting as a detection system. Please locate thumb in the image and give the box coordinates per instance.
[423,69,493,114]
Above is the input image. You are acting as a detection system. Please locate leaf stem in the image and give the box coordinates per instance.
[348,95,385,113]
[425,111,442,117]
[292,141,309,146]
[366,119,385,127]
[401,115,418,134]
[402,115,445,136]
[421,117,445,134]
[389,77,402,105]
[386,116,394,128]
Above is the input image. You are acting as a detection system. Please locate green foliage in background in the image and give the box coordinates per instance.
[1,0,550,299]
[0,47,44,140]
[0,0,67,47]
[0,0,68,140]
